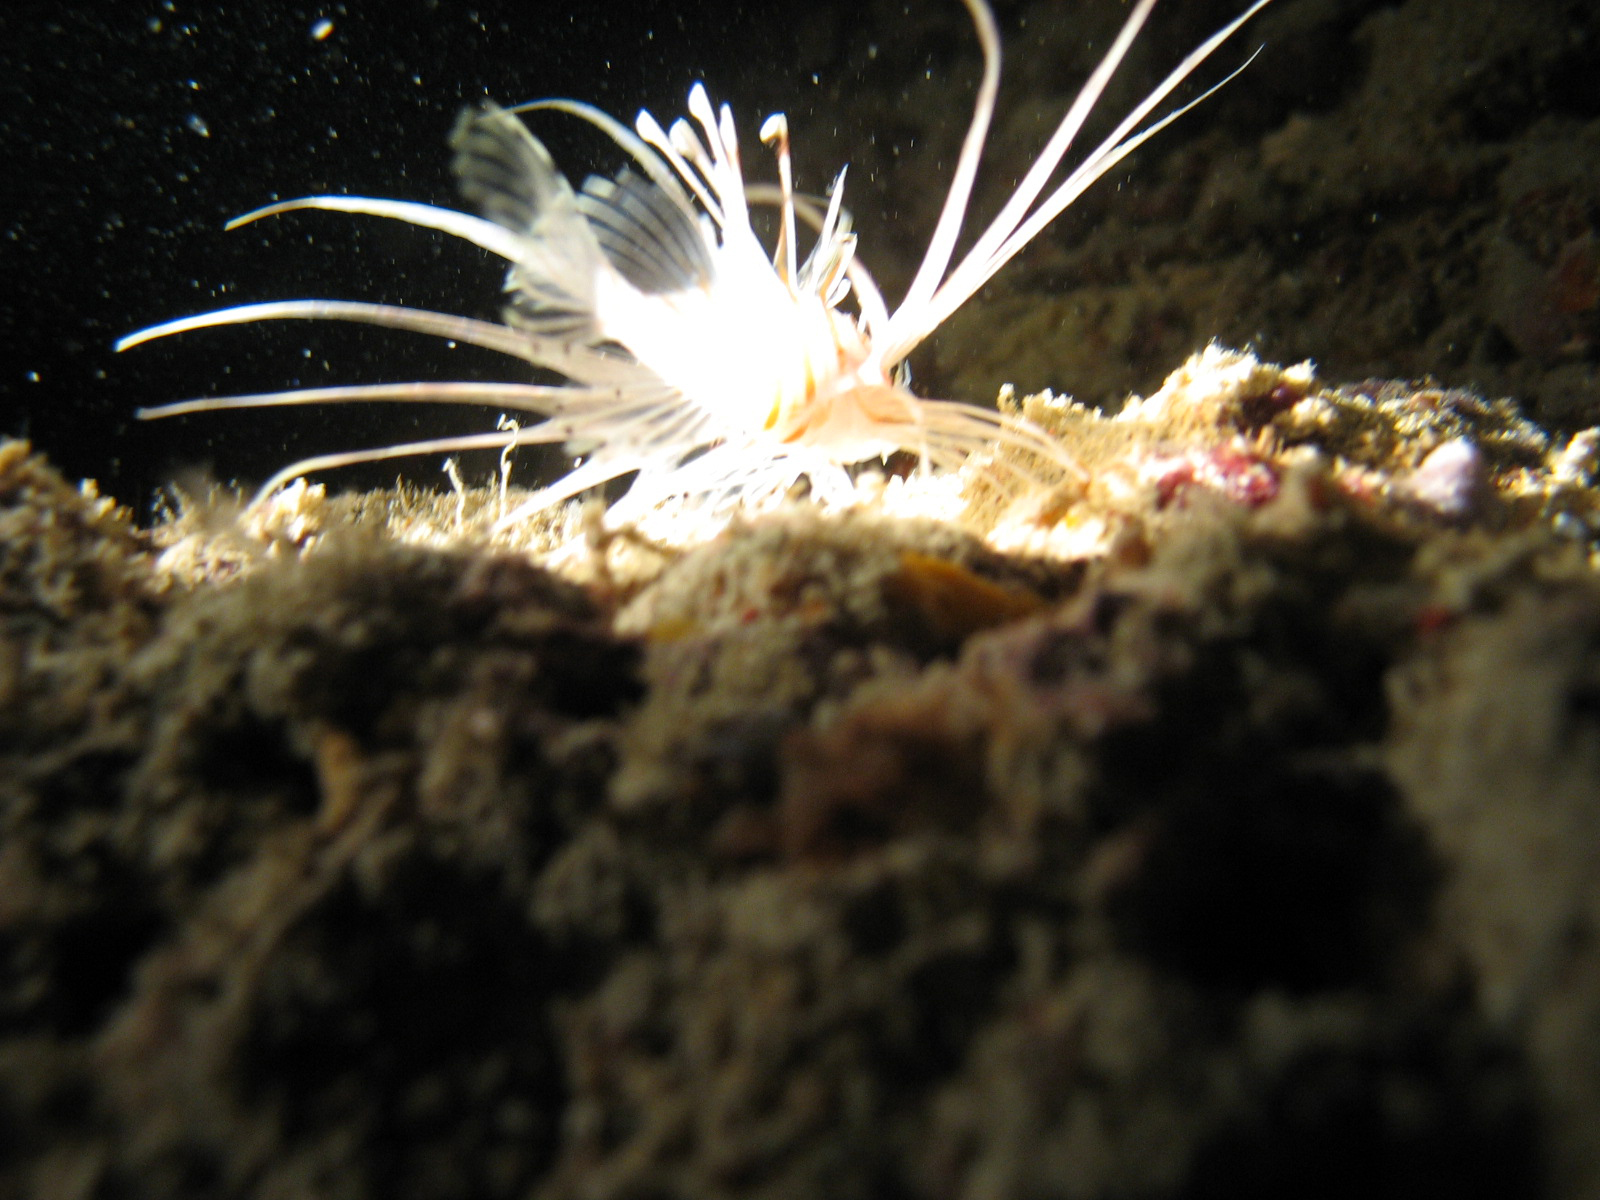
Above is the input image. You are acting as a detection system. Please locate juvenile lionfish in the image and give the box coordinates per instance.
[118,0,1273,528]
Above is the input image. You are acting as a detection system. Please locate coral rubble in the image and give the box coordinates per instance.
[4,344,1599,1198]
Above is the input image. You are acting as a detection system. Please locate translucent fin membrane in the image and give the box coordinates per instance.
[577,168,713,293]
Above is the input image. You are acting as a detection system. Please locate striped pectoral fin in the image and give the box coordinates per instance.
[450,103,577,234]
[577,167,713,295]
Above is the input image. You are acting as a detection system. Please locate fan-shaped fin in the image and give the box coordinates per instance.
[449,102,574,234]
[451,103,614,342]
[577,167,713,294]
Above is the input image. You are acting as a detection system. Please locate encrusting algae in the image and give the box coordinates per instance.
[10,0,1600,1190]
[6,337,1600,1196]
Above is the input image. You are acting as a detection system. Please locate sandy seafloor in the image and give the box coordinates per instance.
[6,0,1600,1197]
